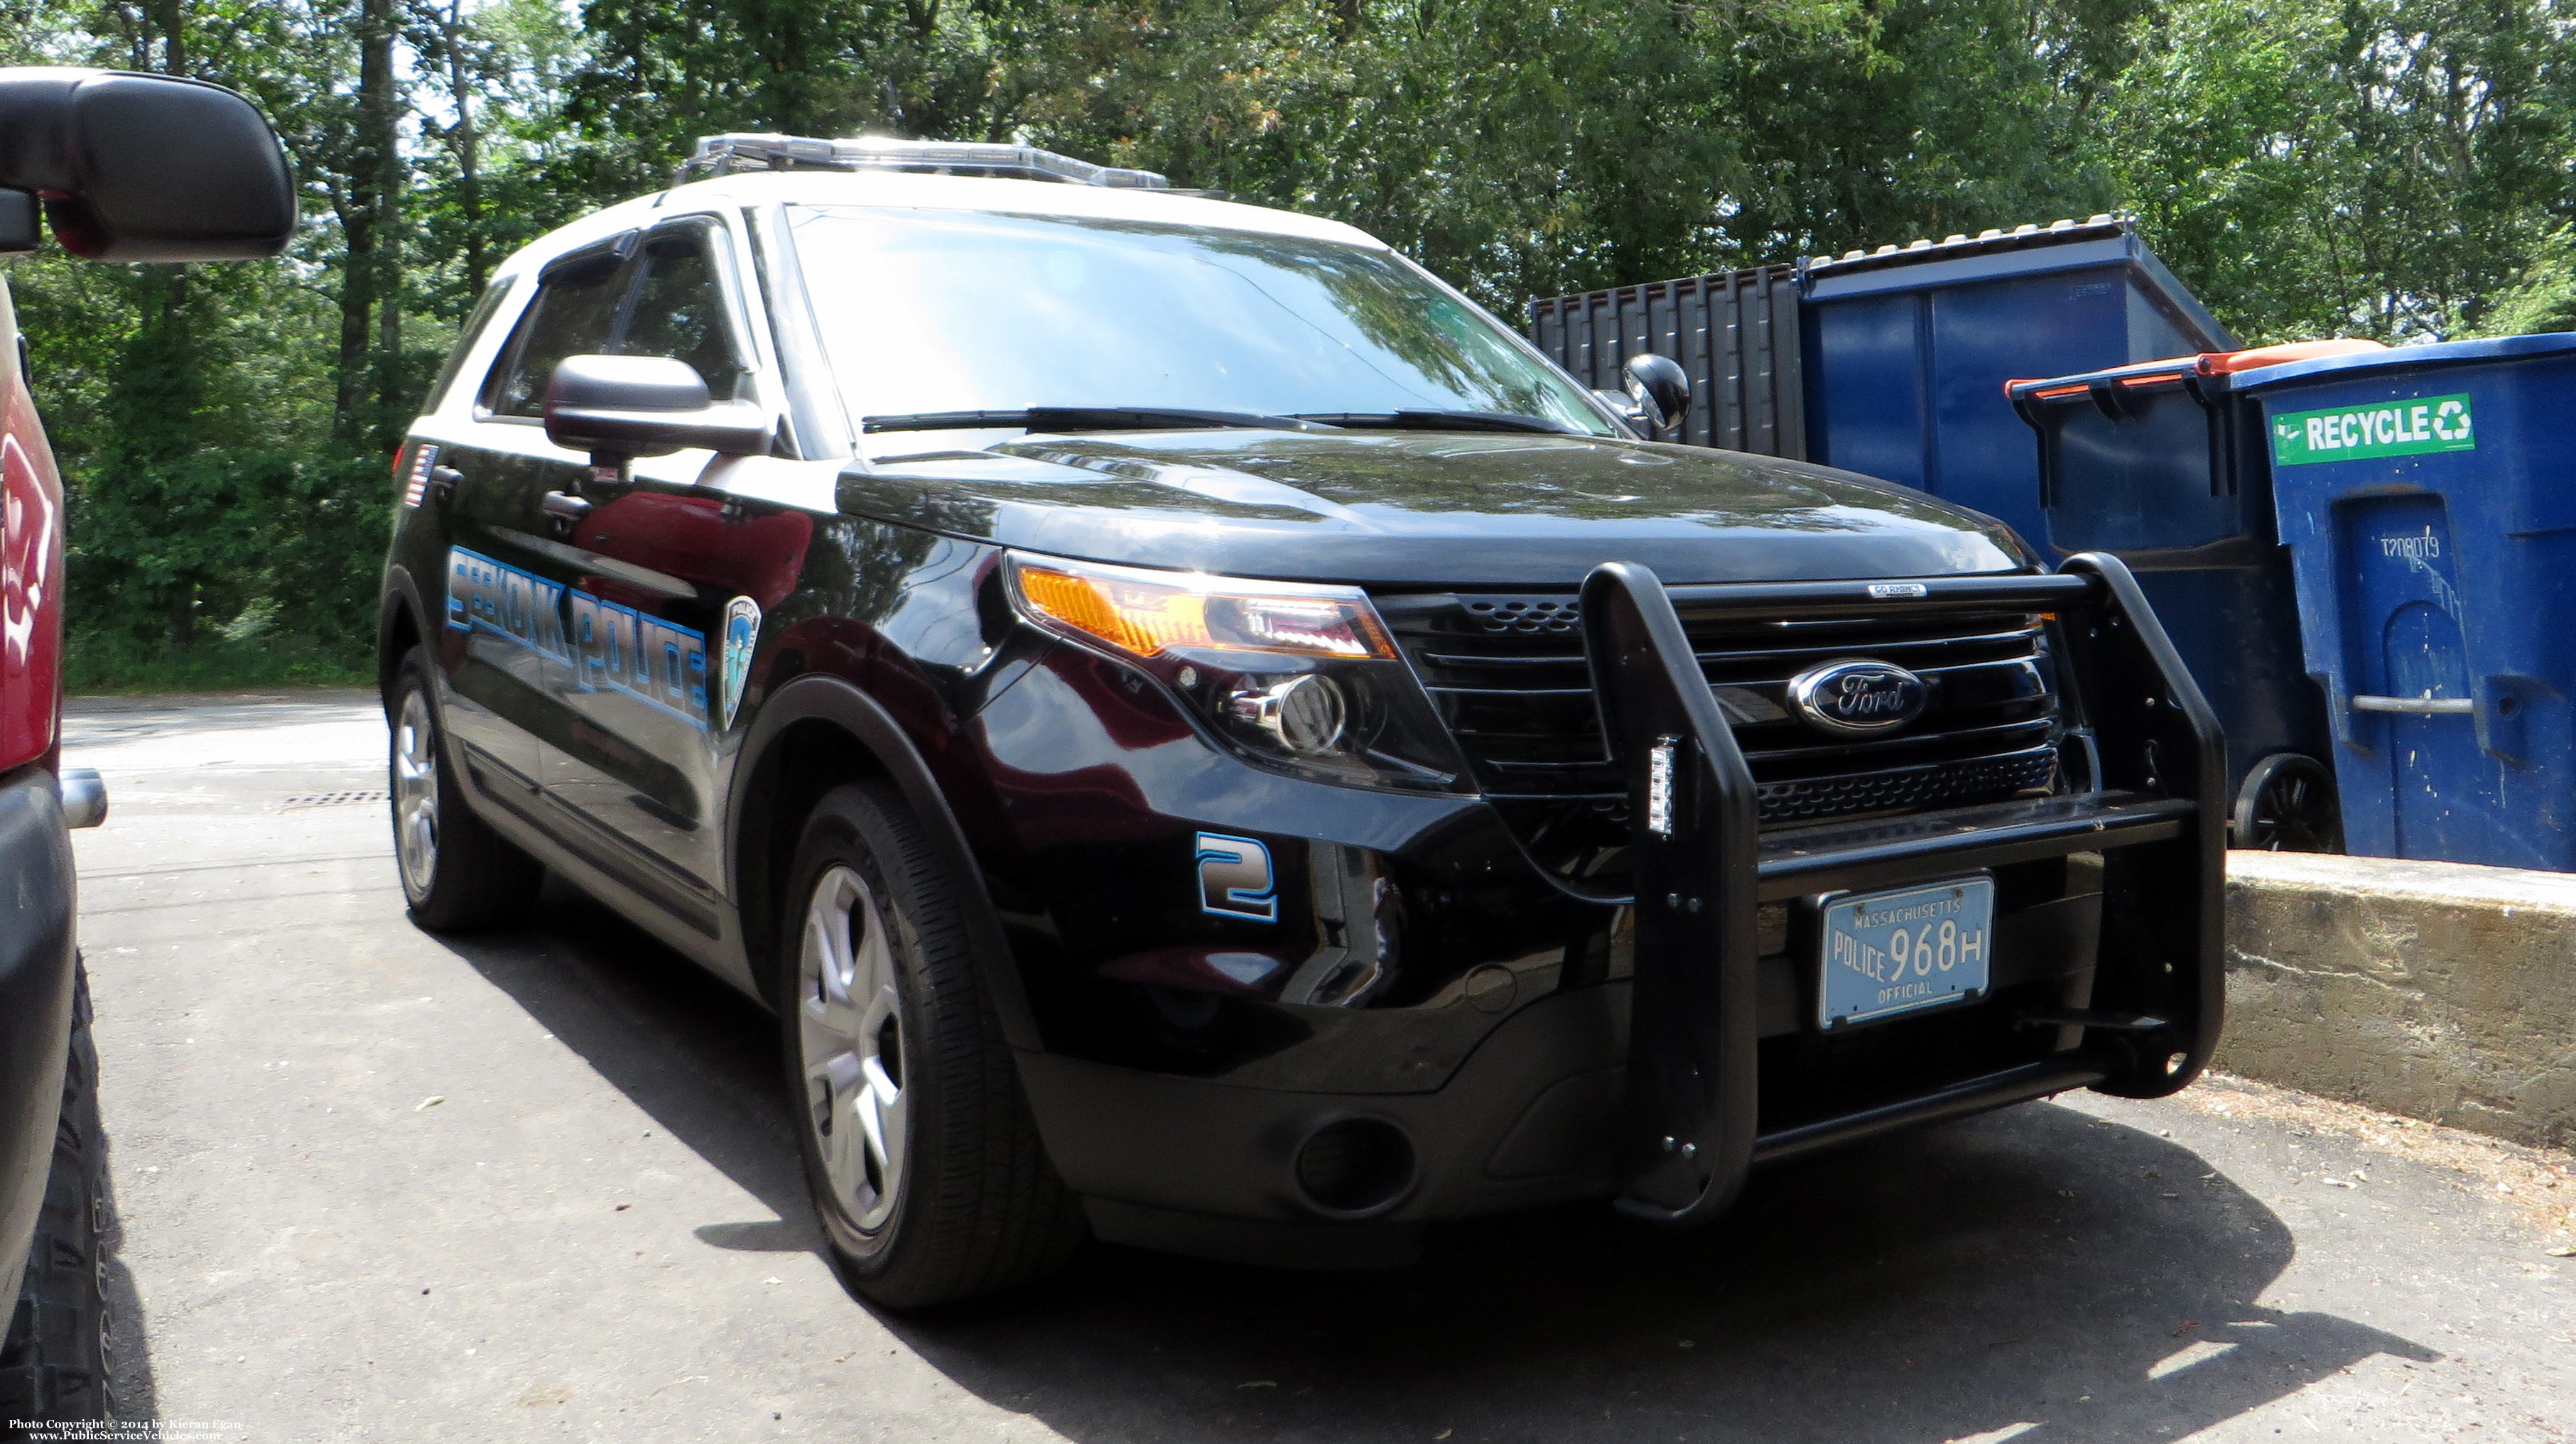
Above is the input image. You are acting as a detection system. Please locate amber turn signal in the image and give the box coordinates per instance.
[1007,556,1395,661]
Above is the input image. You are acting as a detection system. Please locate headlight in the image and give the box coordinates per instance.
[1005,553,1469,792]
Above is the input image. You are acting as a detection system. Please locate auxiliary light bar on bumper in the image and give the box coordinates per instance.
[1579,553,2225,1226]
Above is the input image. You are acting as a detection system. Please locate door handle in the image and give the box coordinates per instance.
[541,490,593,523]
[2351,693,2474,714]
[427,464,464,500]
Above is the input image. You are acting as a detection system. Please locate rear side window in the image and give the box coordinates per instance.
[620,224,749,402]
[427,275,516,414]
[485,247,627,418]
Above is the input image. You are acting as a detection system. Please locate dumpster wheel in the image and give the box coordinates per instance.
[2231,753,2342,853]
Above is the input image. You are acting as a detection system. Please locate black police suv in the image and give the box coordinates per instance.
[377,134,2224,1309]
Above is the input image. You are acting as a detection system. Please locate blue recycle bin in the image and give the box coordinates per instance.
[2214,335,2576,871]
[2008,344,2383,851]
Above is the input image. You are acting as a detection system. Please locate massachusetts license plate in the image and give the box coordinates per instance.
[1817,875,1995,1029]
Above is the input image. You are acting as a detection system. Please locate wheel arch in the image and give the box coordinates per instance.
[377,563,428,710]
[727,674,1039,1049]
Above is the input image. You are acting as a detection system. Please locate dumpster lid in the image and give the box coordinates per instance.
[1806,215,2131,279]
[1798,212,2236,352]
[2006,340,2388,405]
[2212,332,2576,392]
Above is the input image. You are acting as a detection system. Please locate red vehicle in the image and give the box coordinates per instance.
[0,69,293,1423]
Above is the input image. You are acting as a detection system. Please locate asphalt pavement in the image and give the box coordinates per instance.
[58,689,2576,1443]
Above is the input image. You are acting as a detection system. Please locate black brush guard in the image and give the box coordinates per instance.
[1579,553,2224,1225]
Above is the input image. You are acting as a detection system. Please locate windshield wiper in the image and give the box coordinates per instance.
[1289,409,1581,435]
[860,406,1341,435]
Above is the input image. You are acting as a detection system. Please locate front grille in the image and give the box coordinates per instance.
[1756,745,2059,824]
[1380,592,2062,862]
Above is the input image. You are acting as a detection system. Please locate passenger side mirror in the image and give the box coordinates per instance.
[543,354,770,461]
[0,67,296,261]
[1622,353,1692,438]
[1593,387,1647,431]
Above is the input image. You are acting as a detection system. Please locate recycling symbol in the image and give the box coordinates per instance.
[2431,398,2471,442]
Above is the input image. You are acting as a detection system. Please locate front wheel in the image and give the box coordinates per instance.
[779,783,1083,1309]
[2230,752,2342,853]
[1,963,111,1425]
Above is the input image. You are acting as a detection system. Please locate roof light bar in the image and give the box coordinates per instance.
[675,133,1174,190]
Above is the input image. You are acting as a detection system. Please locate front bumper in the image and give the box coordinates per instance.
[0,766,82,1292]
[1585,553,2224,1222]
[997,555,2222,1261]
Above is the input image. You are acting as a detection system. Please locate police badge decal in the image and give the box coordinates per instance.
[720,596,762,729]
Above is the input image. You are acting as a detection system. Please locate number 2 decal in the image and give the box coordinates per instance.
[1194,832,1277,923]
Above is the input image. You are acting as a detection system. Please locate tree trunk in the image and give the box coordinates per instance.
[443,0,488,298]
[148,0,185,74]
[335,0,401,447]
[376,248,402,430]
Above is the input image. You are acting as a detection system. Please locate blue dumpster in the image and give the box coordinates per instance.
[2008,342,2385,850]
[2214,334,2576,871]
[1802,216,2236,545]
[1528,217,2239,550]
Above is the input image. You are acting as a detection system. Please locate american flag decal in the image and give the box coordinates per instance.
[400,443,440,509]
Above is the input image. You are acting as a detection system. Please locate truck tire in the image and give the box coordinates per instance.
[389,647,541,931]
[0,962,112,1426]
[779,782,1084,1309]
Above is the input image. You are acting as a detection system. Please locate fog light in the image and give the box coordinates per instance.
[1227,674,1348,755]
[1293,1116,1415,1215]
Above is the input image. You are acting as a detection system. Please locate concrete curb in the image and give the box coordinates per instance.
[2218,849,2576,1151]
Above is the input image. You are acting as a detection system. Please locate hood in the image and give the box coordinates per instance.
[835,428,2034,587]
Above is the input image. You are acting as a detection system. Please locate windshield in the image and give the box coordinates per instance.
[786,205,1615,435]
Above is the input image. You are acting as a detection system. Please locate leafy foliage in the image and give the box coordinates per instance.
[11,0,2576,688]
[2101,0,2576,343]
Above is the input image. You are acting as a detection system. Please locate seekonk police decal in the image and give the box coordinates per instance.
[444,546,713,727]
[2271,393,2474,465]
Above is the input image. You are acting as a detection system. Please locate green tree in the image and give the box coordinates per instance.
[2104,0,2576,343]
[13,0,2576,688]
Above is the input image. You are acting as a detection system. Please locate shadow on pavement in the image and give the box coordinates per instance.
[99,1131,156,1425]
[443,880,2435,1444]
[434,880,814,1237]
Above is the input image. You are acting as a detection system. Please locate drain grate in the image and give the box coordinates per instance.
[283,789,389,811]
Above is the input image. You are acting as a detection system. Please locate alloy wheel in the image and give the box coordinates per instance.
[392,688,441,895]
[799,864,907,1232]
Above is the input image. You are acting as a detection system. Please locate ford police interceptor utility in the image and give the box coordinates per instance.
[377,134,2225,1308]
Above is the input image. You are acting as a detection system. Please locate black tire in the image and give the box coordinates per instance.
[779,782,1083,1309]
[2230,752,2343,853]
[389,647,541,931]
[1,962,111,1427]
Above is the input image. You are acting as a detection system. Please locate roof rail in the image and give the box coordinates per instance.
[675,134,1174,190]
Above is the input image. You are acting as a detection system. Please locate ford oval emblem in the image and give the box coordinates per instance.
[1786,658,1930,737]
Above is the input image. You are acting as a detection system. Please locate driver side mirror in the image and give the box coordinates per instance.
[0,67,296,261]
[543,354,770,461]
[1622,353,1692,439]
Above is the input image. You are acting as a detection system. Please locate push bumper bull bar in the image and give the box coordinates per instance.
[1578,553,2226,1226]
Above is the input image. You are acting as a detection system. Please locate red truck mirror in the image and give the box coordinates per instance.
[0,67,295,262]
